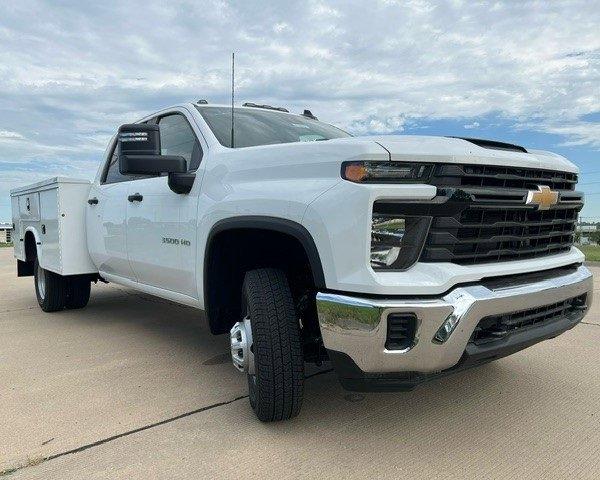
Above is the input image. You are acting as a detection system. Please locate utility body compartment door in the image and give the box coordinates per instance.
[11,194,23,259]
[18,193,40,221]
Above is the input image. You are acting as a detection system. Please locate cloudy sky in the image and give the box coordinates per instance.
[1,0,599,220]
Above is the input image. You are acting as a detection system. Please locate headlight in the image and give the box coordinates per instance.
[342,161,433,183]
[371,217,405,267]
[371,211,431,270]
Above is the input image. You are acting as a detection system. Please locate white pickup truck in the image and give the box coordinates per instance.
[10,101,593,421]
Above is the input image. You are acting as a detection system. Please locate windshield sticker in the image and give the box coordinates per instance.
[299,134,326,142]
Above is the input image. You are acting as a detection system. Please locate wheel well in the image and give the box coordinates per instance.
[17,231,38,277]
[24,231,37,262]
[204,221,324,336]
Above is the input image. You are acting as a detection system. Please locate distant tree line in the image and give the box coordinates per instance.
[576,230,600,245]
[588,231,600,244]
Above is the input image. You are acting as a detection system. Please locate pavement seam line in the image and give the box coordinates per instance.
[2,368,334,476]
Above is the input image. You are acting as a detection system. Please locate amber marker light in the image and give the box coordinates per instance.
[343,162,368,182]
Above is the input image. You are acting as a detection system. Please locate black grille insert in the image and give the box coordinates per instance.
[422,205,579,265]
[431,164,578,191]
[470,294,587,345]
[386,313,417,350]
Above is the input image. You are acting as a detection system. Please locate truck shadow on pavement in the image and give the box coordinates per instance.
[84,283,547,425]
[85,282,568,411]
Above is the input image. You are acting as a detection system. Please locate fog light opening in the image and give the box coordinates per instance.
[386,313,418,351]
[433,313,460,344]
[370,208,432,271]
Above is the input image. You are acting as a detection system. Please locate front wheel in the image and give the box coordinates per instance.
[234,268,304,422]
[34,258,68,312]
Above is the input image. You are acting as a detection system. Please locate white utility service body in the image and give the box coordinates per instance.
[10,102,594,421]
[11,177,95,275]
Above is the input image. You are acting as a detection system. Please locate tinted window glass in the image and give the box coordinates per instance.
[102,120,158,184]
[102,142,156,184]
[158,114,202,170]
[196,106,350,148]
[103,143,127,184]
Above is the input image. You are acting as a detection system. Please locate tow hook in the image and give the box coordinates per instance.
[230,316,254,374]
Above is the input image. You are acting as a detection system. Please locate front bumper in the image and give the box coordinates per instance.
[316,265,593,391]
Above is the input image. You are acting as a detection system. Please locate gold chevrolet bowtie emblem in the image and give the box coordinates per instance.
[526,185,559,210]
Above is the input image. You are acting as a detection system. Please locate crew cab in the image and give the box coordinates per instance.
[10,101,593,421]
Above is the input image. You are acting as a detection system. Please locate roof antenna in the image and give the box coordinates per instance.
[230,52,235,148]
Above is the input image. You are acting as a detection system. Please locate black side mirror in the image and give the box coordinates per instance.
[117,124,186,176]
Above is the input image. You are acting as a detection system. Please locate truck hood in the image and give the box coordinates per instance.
[329,135,578,173]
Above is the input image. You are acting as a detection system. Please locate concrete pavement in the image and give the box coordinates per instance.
[1,247,598,479]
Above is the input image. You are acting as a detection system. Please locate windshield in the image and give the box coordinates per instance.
[196,106,351,148]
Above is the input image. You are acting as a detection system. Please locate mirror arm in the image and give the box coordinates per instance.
[168,172,196,194]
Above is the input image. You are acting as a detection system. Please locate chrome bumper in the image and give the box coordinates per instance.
[316,265,593,375]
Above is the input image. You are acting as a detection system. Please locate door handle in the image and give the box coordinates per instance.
[128,193,143,202]
[87,197,99,205]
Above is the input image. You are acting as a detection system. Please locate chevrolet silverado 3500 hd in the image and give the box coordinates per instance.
[11,102,593,421]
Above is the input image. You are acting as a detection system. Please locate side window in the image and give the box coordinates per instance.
[158,114,203,171]
[103,144,126,184]
[101,121,156,185]
[102,142,152,184]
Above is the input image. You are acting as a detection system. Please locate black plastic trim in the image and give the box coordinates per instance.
[119,154,187,176]
[168,172,196,194]
[449,136,528,153]
[204,216,326,333]
[205,216,325,287]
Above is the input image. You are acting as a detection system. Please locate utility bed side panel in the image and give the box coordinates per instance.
[10,177,97,276]
[58,183,97,275]
[39,188,60,273]
[11,196,23,260]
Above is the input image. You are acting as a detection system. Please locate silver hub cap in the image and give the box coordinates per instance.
[230,316,254,374]
[36,263,46,300]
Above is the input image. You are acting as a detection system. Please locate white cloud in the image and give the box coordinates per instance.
[540,122,600,149]
[0,0,599,217]
[273,22,291,34]
[464,122,479,130]
[347,115,406,135]
[311,2,341,18]
[0,130,24,140]
[1,1,598,138]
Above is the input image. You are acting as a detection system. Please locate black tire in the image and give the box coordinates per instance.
[66,277,91,309]
[34,258,68,312]
[243,268,304,422]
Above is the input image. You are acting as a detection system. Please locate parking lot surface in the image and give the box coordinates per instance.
[1,247,599,479]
